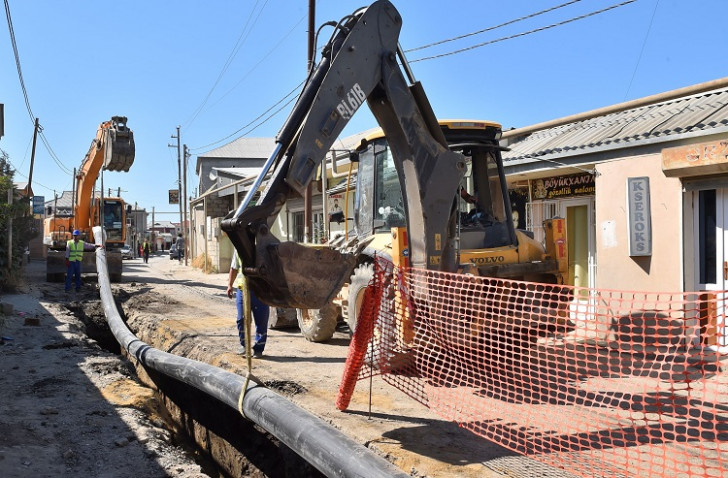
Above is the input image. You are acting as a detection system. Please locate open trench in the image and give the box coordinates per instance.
[64,290,325,478]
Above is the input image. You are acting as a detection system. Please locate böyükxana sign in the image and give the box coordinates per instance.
[531,172,595,200]
[627,177,651,256]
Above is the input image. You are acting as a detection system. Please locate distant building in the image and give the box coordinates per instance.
[196,137,275,195]
[148,220,177,250]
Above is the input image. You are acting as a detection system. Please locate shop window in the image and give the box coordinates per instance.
[292,211,305,243]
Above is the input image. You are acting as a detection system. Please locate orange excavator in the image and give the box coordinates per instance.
[43,116,135,282]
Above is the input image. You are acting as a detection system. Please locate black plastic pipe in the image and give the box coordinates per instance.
[93,242,407,478]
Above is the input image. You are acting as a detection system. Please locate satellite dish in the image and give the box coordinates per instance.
[209,169,218,181]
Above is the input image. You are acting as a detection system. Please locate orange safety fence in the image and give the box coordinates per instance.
[337,257,728,478]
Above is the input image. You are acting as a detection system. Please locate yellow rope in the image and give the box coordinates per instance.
[236,273,259,418]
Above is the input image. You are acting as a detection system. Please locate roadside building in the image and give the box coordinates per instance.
[191,137,274,271]
[148,220,177,250]
[126,207,147,258]
[501,78,728,348]
[188,133,367,271]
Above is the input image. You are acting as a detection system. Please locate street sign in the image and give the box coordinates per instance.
[168,189,179,204]
[32,196,45,214]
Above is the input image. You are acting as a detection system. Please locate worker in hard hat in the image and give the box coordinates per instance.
[65,229,103,292]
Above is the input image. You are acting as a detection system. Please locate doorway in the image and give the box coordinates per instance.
[561,198,595,289]
[692,187,728,349]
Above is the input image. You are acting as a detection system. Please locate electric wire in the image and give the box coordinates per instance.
[209,14,305,111]
[189,81,303,153]
[623,0,660,100]
[184,0,270,131]
[39,132,73,175]
[405,0,583,53]
[4,0,74,178]
[410,0,636,63]
[5,159,59,192]
[189,1,635,156]
[4,0,32,121]
[188,17,346,153]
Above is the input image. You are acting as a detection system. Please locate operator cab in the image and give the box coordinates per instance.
[99,199,125,243]
[352,120,517,252]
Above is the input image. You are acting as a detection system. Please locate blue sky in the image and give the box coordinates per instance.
[1,0,726,220]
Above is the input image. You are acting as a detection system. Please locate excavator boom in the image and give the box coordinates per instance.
[221,0,465,309]
[75,116,135,235]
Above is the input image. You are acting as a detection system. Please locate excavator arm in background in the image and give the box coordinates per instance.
[221,0,466,309]
[74,116,135,236]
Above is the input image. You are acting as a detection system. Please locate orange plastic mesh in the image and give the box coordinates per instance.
[337,257,728,478]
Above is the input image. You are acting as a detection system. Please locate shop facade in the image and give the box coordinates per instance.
[502,79,728,347]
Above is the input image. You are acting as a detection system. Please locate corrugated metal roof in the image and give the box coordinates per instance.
[213,166,263,180]
[502,86,728,164]
[44,191,74,215]
[200,137,276,159]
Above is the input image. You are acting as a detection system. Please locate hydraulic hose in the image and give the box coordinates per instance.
[92,240,407,478]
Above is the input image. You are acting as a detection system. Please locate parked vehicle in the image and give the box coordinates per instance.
[169,244,183,260]
[120,244,133,259]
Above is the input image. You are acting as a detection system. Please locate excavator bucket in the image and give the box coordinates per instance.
[247,241,357,310]
[103,116,135,172]
[223,201,357,310]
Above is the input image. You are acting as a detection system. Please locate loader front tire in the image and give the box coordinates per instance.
[346,263,374,336]
[296,303,339,342]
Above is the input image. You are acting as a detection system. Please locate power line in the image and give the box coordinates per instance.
[4,0,73,178]
[405,0,583,54]
[189,1,636,155]
[189,80,303,153]
[209,14,306,111]
[4,0,33,121]
[184,0,270,131]
[39,131,73,175]
[623,0,659,100]
[6,158,59,193]
[410,0,636,63]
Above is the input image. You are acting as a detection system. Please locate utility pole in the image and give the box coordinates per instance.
[7,188,12,270]
[169,126,182,244]
[71,168,77,230]
[303,0,315,243]
[27,118,39,215]
[151,207,155,251]
[183,144,190,266]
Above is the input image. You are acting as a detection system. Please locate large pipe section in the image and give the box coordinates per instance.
[92,233,407,478]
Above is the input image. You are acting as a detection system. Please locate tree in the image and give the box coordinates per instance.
[0,149,37,289]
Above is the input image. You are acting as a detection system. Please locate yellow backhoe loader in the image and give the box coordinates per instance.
[221,1,567,341]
